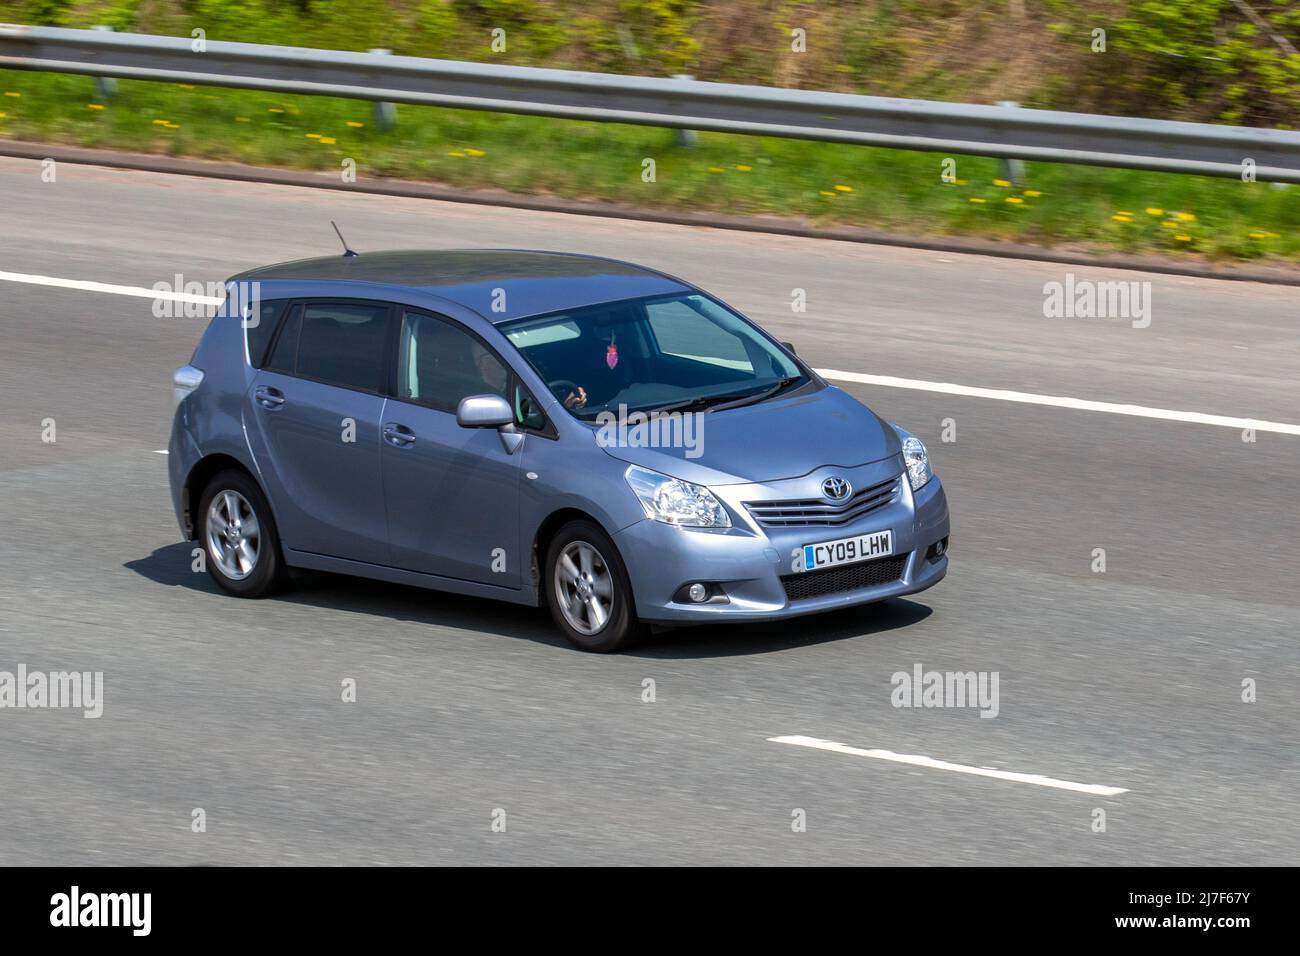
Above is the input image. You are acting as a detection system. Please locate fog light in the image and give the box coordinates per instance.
[687,582,708,603]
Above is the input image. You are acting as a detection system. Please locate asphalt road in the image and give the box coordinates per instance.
[0,156,1296,865]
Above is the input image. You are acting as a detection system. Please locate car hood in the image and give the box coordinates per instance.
[594,384,902,485]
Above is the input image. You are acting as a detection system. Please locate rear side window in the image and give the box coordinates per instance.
[293,302,392,392]
[245,299,288,368]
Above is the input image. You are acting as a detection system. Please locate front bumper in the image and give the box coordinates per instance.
[613,467,950,624]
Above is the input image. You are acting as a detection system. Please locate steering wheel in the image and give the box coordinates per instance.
[548,379,579,403]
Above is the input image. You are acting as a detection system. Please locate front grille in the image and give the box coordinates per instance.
[780,555,907,602]
[746,476,900,529]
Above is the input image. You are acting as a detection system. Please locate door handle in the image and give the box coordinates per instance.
[383,423,416,447]
[254,385,286,409]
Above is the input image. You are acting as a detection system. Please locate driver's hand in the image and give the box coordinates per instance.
[564,386,588,409]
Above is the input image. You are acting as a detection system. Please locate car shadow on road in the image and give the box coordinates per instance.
[126,541,933,658]
[632,598,933,659]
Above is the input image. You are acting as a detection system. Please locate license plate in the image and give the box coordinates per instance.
[798,529,893,572]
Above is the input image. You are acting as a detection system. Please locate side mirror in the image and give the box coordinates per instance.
[780,341,797,355]
[457,394,514,429]
[457,394,524,455]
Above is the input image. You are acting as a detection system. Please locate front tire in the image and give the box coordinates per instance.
[197,468,287,598]
[545,520,644,652]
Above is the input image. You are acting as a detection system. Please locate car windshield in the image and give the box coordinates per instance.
[499,293,806,422]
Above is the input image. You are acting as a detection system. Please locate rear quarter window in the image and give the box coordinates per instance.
[245,299,289,368]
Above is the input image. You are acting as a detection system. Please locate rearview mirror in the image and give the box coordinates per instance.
[780,341,797,355]
[457,394,514,429]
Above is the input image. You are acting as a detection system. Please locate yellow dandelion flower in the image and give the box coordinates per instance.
[1145,207,1163,216]
[1161,220,1178,228]
[735,164,752,172]
[1005,196,1024,204]
[464,148,485,157]
[346,121,365,128]
[152,119,170,126]
[268,108,285,114]
[1175,235,1191,241]
[834,184,853,192]
[1116,210,1133,216]
[319,137,336,145]
[0,112,6,119]
[1175,212,1196,222]
[447,151,466,157]
[4,92,20,97]
[954,179,969,186]
[708,167,725,173]
[1111,214,1132,222]
[968,197,986,204]
[820,191,837,197]
[1248,231,1279,239]
[305,133,321,139]
[86,103,105,110]
[235,116,250,123]
[993,179,1011,187]
[1023,189,1041,197]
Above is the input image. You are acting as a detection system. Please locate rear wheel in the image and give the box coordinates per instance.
[197,468,287,598]
[545,521,644,652]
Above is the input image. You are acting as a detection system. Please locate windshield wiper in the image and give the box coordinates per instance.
[648,392,748,415]
[644,377,803,416]
[705,376,801,412]
[649,378,801,415]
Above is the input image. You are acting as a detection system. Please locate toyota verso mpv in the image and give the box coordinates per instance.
[169,250,950,652]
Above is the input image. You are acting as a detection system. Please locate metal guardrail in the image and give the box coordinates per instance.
[2,24,1299,182]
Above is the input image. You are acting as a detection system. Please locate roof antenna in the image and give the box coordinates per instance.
[331,220,358,258]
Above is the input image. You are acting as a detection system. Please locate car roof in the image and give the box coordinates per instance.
[229,249,692,323]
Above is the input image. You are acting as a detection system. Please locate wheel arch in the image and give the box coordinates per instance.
[531,507,615,608]
[182,453,262,540]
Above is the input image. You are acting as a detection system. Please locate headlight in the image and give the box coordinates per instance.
[891,425,932,491]
[624,465,731,528]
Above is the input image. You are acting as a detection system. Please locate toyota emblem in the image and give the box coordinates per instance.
[822,476,852,500]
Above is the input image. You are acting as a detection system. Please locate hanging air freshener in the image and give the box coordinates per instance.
[606,334,619,370]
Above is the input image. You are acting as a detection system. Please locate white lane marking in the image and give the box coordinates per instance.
[768,735,1130,796]
[0,270,223,304]
[817,368,1300,436]
[1,269,1291,436]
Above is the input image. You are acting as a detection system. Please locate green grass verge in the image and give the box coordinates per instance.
[2,70,1296,262]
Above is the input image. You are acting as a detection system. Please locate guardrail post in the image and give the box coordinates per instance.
[92,26,117,100]
[673,75,697,147]
[369,48,396,130]
[997,101,1026,186]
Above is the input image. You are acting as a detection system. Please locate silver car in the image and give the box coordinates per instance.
[169,250,950,651]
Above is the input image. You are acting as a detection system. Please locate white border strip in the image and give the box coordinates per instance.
[816,368,1300,436]
[769,735,1130,796]
[0,270,223,304]
[1,268,1292,437]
